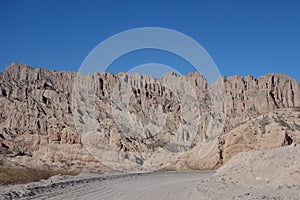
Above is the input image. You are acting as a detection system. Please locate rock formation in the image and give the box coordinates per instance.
[0,63,299,172]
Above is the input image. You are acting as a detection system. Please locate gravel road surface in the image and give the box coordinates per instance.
[0,171,213,200]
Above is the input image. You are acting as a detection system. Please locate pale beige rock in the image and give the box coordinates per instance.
[0,63,299,172]
[180,109,300,169]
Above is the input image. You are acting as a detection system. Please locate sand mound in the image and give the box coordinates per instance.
[215,145,300,187]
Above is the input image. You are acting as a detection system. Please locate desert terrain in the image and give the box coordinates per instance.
[1,145,300,199]
[0,63,300,199]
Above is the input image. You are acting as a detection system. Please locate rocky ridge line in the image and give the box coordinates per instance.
[0,63,299,171]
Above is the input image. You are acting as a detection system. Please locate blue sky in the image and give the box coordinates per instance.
[0,0,300,81]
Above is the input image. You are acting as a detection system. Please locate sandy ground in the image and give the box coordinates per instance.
[1,146,300,200]
[0,170,299,200]
[0,171,212,200]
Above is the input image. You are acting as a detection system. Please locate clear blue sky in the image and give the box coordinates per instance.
[0,0,300,81]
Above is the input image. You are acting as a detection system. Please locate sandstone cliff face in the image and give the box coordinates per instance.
[0,63,299,172]
[225,74,300,129]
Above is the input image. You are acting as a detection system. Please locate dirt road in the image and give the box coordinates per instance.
[1,171,213,200]
[2,169,298,200]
